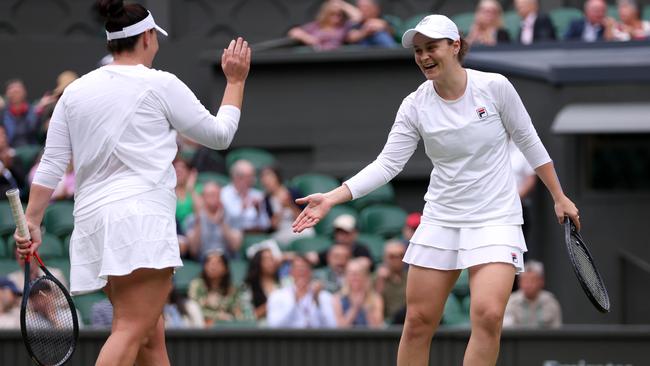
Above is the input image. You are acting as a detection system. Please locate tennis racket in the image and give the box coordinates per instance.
[6,188,79,366]
[564,217,610,313]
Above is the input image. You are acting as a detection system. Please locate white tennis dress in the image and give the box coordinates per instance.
[345,69,552,273]
[32,64,241,295]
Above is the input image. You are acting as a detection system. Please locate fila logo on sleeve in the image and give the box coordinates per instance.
[476,106,487,119]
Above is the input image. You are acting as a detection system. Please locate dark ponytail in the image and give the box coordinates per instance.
[95,0,148,54]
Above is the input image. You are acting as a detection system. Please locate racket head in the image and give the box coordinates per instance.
[20,256,79,366]
[563,218,611,313]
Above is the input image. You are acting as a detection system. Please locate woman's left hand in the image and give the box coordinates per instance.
[554,195,580,231]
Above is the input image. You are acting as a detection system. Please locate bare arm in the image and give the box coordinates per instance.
[288,27,319,46]
[220,38,251,109]
[534,161,580,230]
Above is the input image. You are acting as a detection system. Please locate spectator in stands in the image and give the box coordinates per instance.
[307,214,373,269]
[287,0,362,51]
[174,157,198,227]
[565,0,608,41]
[243,247,280,321]
[1,79,40,147]
[401,212,421,244]
[0,277,21,329]
[510,141,536,243]
[90,298,113,328]
[333,258,383,328]
[605,0,650,41]
[163,286,204,328]
[260,166,315,248]
[346,0,397,48]
[466,0,511,46]
[267,255,337,328]
[374,240,407,320]
[503,260,562,328]
[34,70,79,136]
[188,250,254,326]
[514,0,557,45]
[221,159,271,233]
[8,250,68,292]
[314,243,351,293]
[185,181,243,260]
[0,125,26,197]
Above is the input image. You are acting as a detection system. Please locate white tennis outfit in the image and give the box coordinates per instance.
[33,64,241,295]
[345,69,552,273]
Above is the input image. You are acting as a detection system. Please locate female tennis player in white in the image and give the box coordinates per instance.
[14,0,250,364]
[293,14,580,366]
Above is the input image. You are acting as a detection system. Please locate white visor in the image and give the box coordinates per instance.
[401,14,459,48]
[106,11,168,41]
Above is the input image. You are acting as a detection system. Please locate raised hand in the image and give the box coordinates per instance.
[221,37,251,84]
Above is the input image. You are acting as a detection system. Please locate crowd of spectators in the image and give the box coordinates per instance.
[286,0,649,51]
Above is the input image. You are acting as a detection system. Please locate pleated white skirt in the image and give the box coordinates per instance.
[68,189,183,295]
[403,224,526,273]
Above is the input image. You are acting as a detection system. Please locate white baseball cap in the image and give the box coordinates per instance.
[333,214,357,232]
[401,14,460,48]
[106,11,168,41]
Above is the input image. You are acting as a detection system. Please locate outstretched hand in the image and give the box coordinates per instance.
[292,193,334,233]
[221,37,251,84]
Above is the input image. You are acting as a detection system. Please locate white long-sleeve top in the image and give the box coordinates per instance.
[345,69,551,227]
[33,64,240,216]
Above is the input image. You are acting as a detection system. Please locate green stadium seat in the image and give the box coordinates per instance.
[241,233,272,257]
[196,171,230,188]
[229,259,248,286]
[643,5,650,20]
[289,173,340,196]
[452,269,470,298]
[442,294,470,326]
[174,259,203,294]
[350,183,395,211]
[73,291,107,326]
[0,201,16,240]
[225,148,276,172]
[607,4,619,20]
[290,235,332,254]
[63,234,71,256]
[549,7,583,38]
[461,294,471,314]
[503,10,521,40]
[314,205,358,237]
[450,12,475,36]
[47,258,71,286]
[214,318,257,328]
[43,200,75,237]
[383,14,404,41]
[358,204,407,239]
[7,232,64,259]
[0,258,20,276]
[13,144,42,172]
[0,236,7,258]
[357,233,386,263]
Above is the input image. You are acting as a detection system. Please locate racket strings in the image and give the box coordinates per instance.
[24,278,76,365]
[571,234,610,309]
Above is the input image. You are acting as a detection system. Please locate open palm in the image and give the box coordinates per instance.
[292,193,334,233]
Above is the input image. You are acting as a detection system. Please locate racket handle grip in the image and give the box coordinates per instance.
[5,188,31,240]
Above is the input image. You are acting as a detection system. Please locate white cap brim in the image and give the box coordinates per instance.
[401,29,451,48]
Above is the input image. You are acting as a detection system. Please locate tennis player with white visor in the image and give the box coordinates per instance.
[293,14,580,366]
[13,0,251,364]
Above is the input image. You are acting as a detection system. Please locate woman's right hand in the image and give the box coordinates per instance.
[14,221,42,258]
[221,37,251,84]
[292,193,334,233]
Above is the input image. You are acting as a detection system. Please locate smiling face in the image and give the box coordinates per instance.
[412,34,460,81]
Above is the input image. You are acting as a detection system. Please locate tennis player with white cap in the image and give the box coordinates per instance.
[13,0,250,364]
[293,14,580,365]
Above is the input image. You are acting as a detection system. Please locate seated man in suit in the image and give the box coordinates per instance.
[564,0,608,41]
[514,0,557,44]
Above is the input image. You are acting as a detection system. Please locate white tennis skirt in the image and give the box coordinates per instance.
[403,224,526,273]
[68,189,183,295]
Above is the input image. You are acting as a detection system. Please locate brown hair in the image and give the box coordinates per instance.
[448,37,469,64]
[95,0,149,54]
